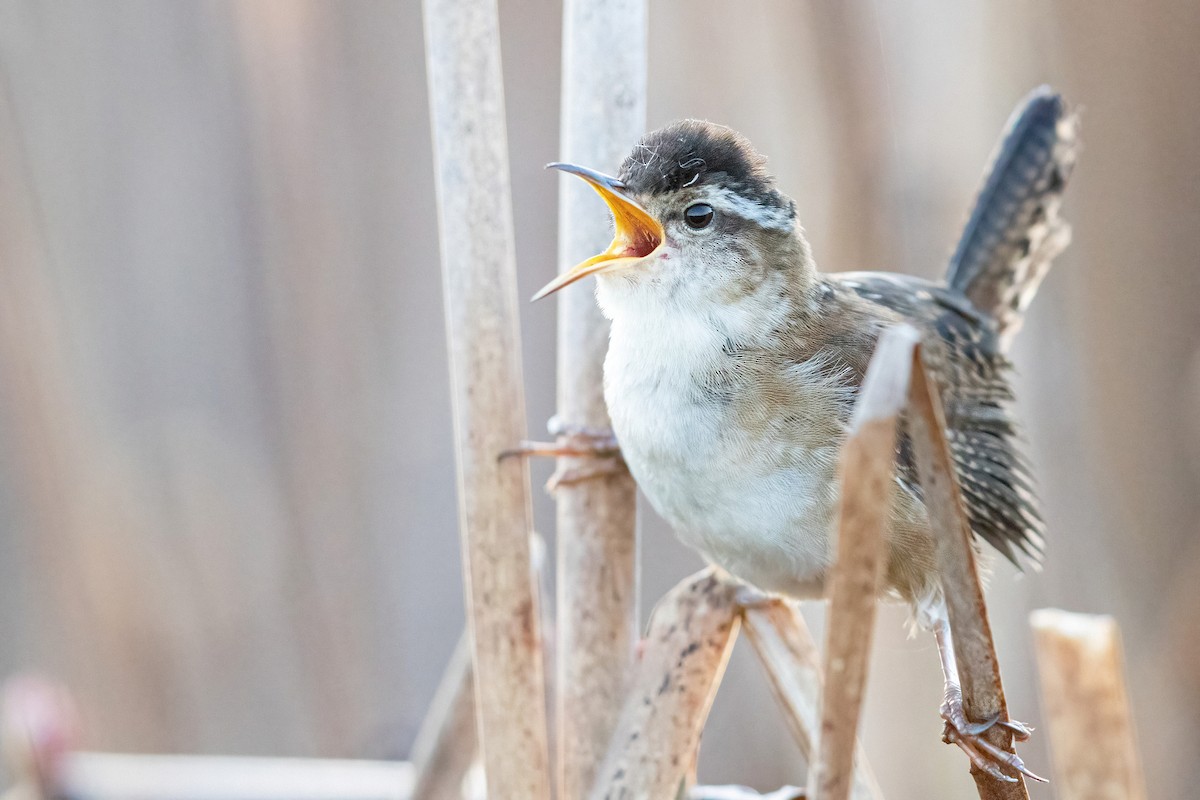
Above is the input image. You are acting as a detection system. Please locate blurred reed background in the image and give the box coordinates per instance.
[0,1,1196,798]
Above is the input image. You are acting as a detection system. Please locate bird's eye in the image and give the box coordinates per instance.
[684,203,714,230]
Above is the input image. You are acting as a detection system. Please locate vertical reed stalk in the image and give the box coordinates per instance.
[422,1,553,795]
[554,1,646,796]
[1030,610,1146,800]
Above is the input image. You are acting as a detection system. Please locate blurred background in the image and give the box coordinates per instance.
[0,1,1196,797]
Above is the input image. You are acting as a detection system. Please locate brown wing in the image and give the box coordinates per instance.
[831,272,1045,567]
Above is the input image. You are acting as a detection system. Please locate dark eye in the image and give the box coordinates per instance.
[684,202,714,230]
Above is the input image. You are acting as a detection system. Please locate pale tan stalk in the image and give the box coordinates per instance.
[554,1,646,796]
[807,325,917,800]
[422,0,553,796]
[1029,609,1146,800]
[588,568,740,800]
[907,347,1028,800]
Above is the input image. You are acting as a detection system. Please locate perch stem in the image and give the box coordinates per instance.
[907,347,1028,800]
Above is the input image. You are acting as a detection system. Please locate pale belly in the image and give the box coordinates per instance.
[606,371,846,598]
[598,293,939,613]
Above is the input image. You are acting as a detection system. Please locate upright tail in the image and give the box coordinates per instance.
[945,86,1078,349]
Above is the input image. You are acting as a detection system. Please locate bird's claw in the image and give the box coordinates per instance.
[940,689,1045,784]
[997,718,1034,742]
[546,459,627,491]
[499,417,625,491]
[957,712,1003,737]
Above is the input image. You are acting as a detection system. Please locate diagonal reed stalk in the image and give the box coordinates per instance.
[742,600,884,800]
[588,568,741,800]
[807,325,917,800]
[907,347,1029,800]
[409,634,477,800]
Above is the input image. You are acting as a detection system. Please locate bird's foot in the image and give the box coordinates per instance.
[498,416,625,491]
[940,684,1043,783]
[546,458,627,492]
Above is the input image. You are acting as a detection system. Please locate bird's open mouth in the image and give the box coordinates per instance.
[532,163,664,300]
[612,230,660,260]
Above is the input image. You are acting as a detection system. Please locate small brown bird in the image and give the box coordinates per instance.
[535,88,1076,782]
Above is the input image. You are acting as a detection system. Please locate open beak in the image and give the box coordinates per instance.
[532,163,665,300]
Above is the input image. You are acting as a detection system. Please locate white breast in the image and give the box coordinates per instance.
[602,295,850,597]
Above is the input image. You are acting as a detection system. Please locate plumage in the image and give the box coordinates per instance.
[833,271,1045,570]
[537,89,1075,780]
[619,119,792,214]
[946,86,1078,345]
[582,91,1073,620]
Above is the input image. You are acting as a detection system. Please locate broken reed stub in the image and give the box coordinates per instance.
[1029,609,1146,800]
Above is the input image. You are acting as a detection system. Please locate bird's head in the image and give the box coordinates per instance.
[534,120,812,314]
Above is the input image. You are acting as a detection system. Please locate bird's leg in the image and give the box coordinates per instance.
[498,415,626,491]
[934,619,1043,783]
[733,584,776,610]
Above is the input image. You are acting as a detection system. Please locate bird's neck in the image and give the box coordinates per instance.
[597,229,819,346]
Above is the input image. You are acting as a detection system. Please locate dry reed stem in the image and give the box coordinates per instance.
[589,568,741,800]
[808,325,917,800]
[409,634,478,800]
[907,348,1028,800]
[422,0,553,796]
[554,1,645,796]
[742,601,883,800]
[1029,609,1146,800]
[51,754,420,800]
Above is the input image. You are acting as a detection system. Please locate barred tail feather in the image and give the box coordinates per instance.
[945,86,1078,349]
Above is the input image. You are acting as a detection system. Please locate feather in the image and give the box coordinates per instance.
[945,86,1079,348]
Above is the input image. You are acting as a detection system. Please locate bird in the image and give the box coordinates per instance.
[532,87,1077,782]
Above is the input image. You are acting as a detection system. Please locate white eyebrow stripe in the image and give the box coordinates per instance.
[708,186,794,231]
